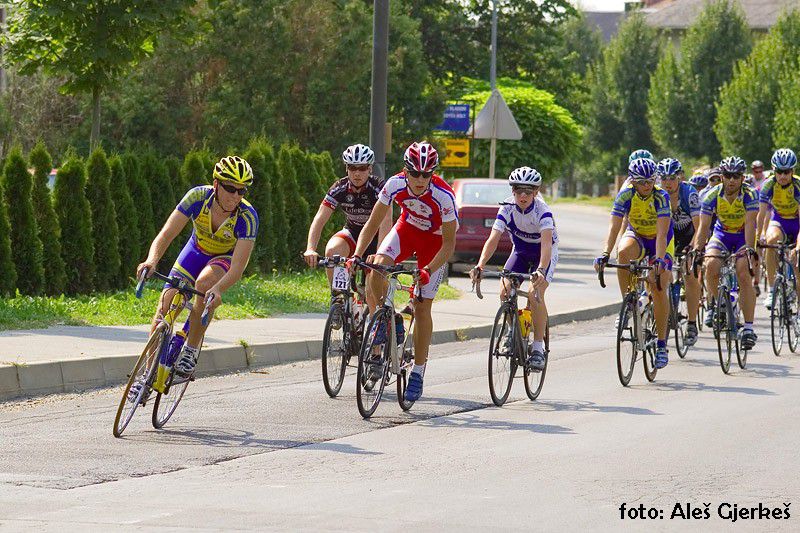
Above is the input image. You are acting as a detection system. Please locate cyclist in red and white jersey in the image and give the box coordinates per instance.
[352,141,458,402]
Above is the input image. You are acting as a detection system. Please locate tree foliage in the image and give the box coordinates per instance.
[277,144,309,270]
[86,147,121,291]
[715,9,800,160]
[55,156,95,294]
[0,177,16,295]
[109,154,140,287]
[2,146,44,295]
[29,141,67,295]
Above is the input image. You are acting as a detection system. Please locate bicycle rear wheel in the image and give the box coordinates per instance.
[616,296,636,387]
[152,372,191,429]
[113,327,165,437]
[524,322,548,401]
[770,278,786,356]
[322,301,348,397]
[356,309,390,418]
[487,304,518,406]
[641,304,658,382]
[715,288,732,374]
[672,283,689,359]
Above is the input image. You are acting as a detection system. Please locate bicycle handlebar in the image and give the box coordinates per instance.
[471,269,541,302]
[135,268,206,299]
[317,255,348,268]
[599,261,661,291]
[357,259,424,302]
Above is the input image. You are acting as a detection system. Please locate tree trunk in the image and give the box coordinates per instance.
[90,85,101,150]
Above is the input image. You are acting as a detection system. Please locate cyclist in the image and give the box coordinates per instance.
[136,156,259,377]
[595,157,673,369]
[700,167,722,200]
[352,141,458,402]
[746,159,769,191]
[657,158,702,346]
[469,166,557,371]
[688,171,708,194]
[304,144,391,317]
[757,148,800,308]
[692,156,758,349]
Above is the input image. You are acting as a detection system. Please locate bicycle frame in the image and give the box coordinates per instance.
[375,275,416,375]
[153,290,193,393]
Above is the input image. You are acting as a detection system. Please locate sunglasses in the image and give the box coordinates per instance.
[347,164,370,172]
[709,177,721,183]
[406,169,433,179]
[722,172,743,180]
[660,174,679,181]
[776,169,793,176]
[218,181,248,196]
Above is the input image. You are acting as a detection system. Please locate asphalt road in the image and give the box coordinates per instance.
[2,307,799,531]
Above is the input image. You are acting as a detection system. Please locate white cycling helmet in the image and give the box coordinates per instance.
[342,144,375,165]
[508,166,543,186]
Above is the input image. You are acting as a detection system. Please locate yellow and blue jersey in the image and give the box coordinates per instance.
[611,184,672,239]
[701,183,758,234]
[759,176,800,220]
[176,186,259,255]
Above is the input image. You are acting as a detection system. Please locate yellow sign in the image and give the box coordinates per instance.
[441,138,470,168]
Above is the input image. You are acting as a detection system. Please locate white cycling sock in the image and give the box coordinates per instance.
[412,363,425,376]
[532,340,544,353]
[182,345,199,357]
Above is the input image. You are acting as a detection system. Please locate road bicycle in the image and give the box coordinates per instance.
[598,260,660,386]
[759,242,800,356]
[354,260,419,418]
[473,270,549,406]
[112,269,211,437]
[706,249,752,374]
[670,252,690,359]
[317,255,368,397]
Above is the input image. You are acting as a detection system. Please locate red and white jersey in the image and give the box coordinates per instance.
[378,174,458,234]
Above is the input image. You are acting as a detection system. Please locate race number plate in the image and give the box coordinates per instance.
[332,265,349,291]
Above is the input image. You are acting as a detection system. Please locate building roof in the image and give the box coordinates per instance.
[646,0,800,30]
[584,11,626,41]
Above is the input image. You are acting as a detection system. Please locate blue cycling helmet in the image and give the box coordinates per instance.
[771,148,797,171]
[688,172,708,189]
[720,156,746,174]
[656,157,683,177]
[629,149,654,163]
[628,157,658,182]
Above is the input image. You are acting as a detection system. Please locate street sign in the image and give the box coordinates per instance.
[441,138,470,168]
[468,89,522,140]
[435,104,471,132]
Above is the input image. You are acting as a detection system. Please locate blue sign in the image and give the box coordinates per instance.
[436,104,470,132]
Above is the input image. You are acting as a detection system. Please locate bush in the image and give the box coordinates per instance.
[2,147,44,295]
[278,144,308,269]
[109,154,141,288]
[55,156,95,294]
[243,142,270,273]
[123,151,156,254]
[29,141,67,295]
[85,147,121,292]
[261,142,285,270]
[0,179,15,296]
[181,150,208,188]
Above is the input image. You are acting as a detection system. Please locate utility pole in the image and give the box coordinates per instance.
[489,0,498,179]
[369,1,389,178]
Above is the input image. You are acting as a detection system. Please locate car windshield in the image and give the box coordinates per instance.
[460,182,510,206]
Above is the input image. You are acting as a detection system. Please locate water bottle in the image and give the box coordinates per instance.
[670,282,681,308]
[730,289,739,308]
[395,313,405,345]
[517,308,532,338]
[167,330,187,366]
[638,290,648,314]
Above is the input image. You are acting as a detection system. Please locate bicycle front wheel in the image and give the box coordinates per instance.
[616,296,636,387]
[322,301,348,397]
[397,327,415,411]
[356,309,390,418]
[488,304,518,406]
[524,322,548,401]
[716,288,733,374]
[152,372,191,429]
[771,278,786,356]
[672,283,689,359]
[113,327,165,437]
[641,304,658,382]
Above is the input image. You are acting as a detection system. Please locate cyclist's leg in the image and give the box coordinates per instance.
[361,236,380,314]
[154,240,208,331]
[324,228,354,286]
[372,224,406,308]
[616,231,643,298]
[500,249,526,301]
[765,220,785,288]
[777,217,800,295]
[185,258,230,349]
[642,236,671,343]
[411,229,446,367]
[704,234,729,298]
[528,247,556,344]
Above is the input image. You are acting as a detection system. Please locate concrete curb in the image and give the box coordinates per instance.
[0,302,619,402]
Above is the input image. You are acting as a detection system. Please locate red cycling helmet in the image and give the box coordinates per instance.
[403,141,439,173]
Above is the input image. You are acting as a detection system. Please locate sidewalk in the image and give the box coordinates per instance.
[0,203,614,400]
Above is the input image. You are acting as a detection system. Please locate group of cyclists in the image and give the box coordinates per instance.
[131,135,800,413]
[594,147,800,369]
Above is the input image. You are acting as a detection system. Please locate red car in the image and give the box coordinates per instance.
[450,178,513,268]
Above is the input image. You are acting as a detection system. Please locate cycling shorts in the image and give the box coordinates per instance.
[331,227,378,257]
[168,239,231,288]
[376,221,446,299]
[503,245,558,283]
[707,229,746,255]
[622,229,674,271]
[768,213,799,244]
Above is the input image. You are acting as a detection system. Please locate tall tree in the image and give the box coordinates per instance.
[0,178,16,295]
[277,144,309,270]
[85,147,121,291]
[123,151,156,257]
[55,156,95,294]
[109,154,141,288]
[2,0,193,148]
[649,0,751,160]
[2,147,44,295]
[29,141,67,295]
[715,9,800,161]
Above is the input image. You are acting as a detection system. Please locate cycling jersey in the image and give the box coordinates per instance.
[378,174,458,234]
[701,184,758,235]
[322,175,384,234]
[759,176,800,219]
[611,183,672,239]
[177,186,259,255]
[492,196,559,252]
[668,182,701,233]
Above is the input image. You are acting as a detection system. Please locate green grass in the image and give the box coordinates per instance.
[550,195,614,209]
[0,271,460,331]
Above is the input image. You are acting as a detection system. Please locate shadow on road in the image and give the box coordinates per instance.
[527,399,660,416]
[129,427,311,449]
[417,410,574,434]
[636,381,775,396]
